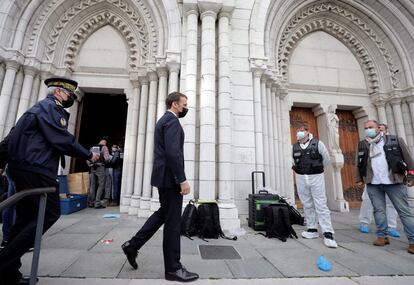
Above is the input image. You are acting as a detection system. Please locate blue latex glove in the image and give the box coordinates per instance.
[317,255,332,272]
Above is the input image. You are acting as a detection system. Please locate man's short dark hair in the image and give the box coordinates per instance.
[365,120,379,126]
[166,92,187,109]
[297,124,309,131]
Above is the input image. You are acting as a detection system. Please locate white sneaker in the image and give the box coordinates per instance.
[323,237,338,248]
[301,231,319,239]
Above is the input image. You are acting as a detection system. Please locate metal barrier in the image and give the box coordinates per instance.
[0,187,56,285]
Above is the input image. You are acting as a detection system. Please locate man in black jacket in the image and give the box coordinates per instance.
[0,77,99,284]
[121,92,198,282]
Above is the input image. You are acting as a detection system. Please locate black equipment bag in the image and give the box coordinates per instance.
[247,171,280,231]
[278,196,305,226]
[181,200,199,240]
[263,204,298,242]
[197,202,237,241]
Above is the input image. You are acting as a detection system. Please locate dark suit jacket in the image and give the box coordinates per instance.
[151,111,186,188]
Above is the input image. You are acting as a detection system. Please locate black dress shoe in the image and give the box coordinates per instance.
[165,268,199,282]
[121,241,138,269]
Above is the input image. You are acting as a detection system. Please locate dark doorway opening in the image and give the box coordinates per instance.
[71,93,128,173]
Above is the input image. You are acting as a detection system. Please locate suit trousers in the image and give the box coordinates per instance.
[0,169,60,281]
[129,186,183,272]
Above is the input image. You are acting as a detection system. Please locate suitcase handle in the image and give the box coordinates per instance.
[251,171,266,195]
[258,190,269,195]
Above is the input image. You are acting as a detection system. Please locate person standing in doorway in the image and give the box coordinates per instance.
[121,92,199,282]
[292,125,338,248]
[0,77,99,284]
[356,120,414,253]
[110,143,123,205]
[358,123,400,237]
[88,139,110,208]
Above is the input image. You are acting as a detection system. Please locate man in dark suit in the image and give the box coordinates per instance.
[122,92,199,282]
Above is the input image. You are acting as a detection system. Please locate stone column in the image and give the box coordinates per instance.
[199,9,217,200]
[0,63,5,89]
[313,104,348,212]
[260,76,270,187]
[279,90,292,199]
[182,8,198,202]
[374,100,387,125]
[275,89,284,193]
[217,10,239,230]
[401,101,414,155]
[407,96,414,133]
[4,68,23,135]
[29,74,40,107]
[37,72,51,102]
[271,85,280,192]
[266,81,275,190]
[168,63,180,94]
[385,103,396,135]
[0,60,20,138]
[129,78,149,215]
[120,81,141,213]
[15,66,37,122]
[390,97,407,140]
[139,73,158,218]
[119,88,135,212]
[252,68,264,176]
[156,67,168,120]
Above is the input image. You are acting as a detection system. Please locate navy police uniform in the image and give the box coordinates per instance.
[0,78,92,283]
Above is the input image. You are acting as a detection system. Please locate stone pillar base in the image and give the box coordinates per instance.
[218,203,240,231]
[120,196,132,213]
[128,196,140,215]
[150,198,160,213]
[327,199,349,212]
[138,198,151,218]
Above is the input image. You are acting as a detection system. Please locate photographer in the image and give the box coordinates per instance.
[356,120,414,253]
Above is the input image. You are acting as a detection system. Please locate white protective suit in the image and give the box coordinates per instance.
[294,137,334,233]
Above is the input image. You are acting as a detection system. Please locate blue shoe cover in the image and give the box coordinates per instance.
[359,224,369,233]
[317,255,332,272]
[388,229,400,238]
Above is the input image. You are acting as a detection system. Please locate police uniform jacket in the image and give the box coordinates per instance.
[8,95,92,179]
[151,111,186,188]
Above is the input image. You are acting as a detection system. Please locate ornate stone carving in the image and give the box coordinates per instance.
[63,11,140,71]
[44,0,156,66]
[277,2,399,92]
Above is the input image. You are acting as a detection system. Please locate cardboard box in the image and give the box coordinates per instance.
[67,172,89,195]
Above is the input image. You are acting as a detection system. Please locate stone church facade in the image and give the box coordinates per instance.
[1,0,414,229]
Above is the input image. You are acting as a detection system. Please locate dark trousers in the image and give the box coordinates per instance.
[0,169,60,281]
[129,186,183,272]
[112,169,122,204]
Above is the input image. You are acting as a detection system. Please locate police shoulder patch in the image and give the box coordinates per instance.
[60,117,67,127]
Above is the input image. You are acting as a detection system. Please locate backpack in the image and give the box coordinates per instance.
[263,204,298,242]
[181,200,199,239]
[196,202,237,241]
[279,196,305,226]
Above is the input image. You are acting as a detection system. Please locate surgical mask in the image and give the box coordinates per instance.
[296,131,306,141]
[178,107,188,118]
[62,94,75,108]
[365,128,378,138]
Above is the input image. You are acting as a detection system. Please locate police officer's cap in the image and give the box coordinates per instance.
[44,77,78,95]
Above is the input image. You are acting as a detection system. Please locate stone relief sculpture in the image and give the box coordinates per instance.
[326,105,341,153]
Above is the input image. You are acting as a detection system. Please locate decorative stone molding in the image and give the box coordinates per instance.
[63,11,141,71]
[44,0,156,65]
[277,1,399,92]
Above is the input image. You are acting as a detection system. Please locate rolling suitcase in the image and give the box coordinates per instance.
[247,171,281,231]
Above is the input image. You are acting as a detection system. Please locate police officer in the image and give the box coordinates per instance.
[356,120,414,253]
[0,77,99,284]
[110,144,123,205]
[292,125,338,248]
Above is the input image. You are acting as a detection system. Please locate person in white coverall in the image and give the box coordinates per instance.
[292,125,338,248]
[358,123,400,238]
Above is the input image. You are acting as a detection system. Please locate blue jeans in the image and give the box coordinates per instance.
[2,168,16,242]
[367,183,414,244]
[112,169,122,204]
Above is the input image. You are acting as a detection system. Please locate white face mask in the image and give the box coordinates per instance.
[296,131,306,141]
